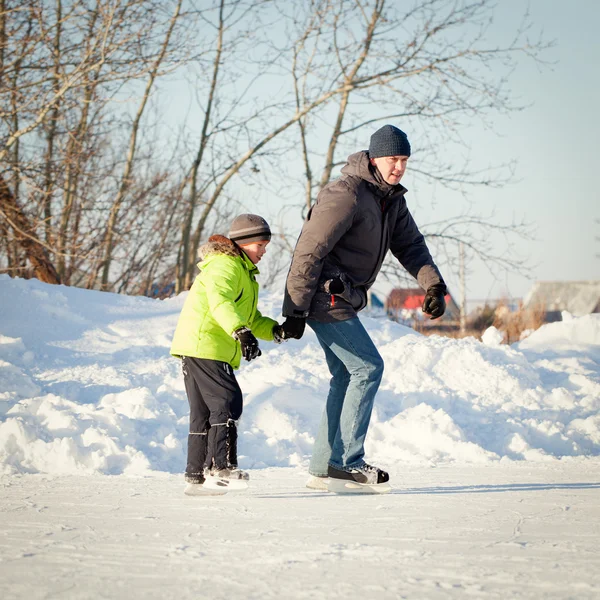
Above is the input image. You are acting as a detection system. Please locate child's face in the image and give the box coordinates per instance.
[240,240,270,264]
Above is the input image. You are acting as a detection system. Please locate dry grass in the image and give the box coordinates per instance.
[493,300,546,344]
[419,300,546,344]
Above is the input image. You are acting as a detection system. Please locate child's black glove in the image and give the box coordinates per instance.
[272,323,285,344]
[233,327,261,361]
[422,284,447,320]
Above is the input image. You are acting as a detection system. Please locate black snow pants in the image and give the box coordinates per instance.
[181,356,243,476]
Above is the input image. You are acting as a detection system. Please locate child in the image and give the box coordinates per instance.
[171,214,283,491]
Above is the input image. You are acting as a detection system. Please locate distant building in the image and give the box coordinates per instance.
[363,290,387,318]
[386,287,460,328]
[523,281,600,322]
[368,291,384,309]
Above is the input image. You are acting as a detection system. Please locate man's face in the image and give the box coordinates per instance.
[240,239,270,264]
[370,155,409,185]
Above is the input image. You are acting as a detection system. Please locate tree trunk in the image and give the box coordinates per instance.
[0,175,61,284]
[42,0,63,246]
[177,0,225,293]
[99,0,183,291]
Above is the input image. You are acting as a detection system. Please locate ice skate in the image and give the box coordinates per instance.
[183,472,228,496]
[305,475,330,491]
[205,466,249,491]
[327,463,391,494]
[211,466,250,481]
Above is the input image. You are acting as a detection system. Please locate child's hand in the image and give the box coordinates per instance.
[233,327,261,361]
[272,324,286,344]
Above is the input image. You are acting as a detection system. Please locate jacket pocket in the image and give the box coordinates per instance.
[323,273,367,311]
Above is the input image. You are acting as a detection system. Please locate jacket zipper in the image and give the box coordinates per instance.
[365,192,393,286]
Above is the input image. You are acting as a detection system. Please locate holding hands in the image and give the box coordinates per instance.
[236,317,306,361]
[273,316,306,342]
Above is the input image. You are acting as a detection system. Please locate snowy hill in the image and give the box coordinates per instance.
[1,274,599,476]
[2,275,600,600]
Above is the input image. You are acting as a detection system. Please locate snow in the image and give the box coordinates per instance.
[1,274,599,598]
[2,464,600,599]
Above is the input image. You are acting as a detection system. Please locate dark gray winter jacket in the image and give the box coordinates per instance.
[283,151,445,322]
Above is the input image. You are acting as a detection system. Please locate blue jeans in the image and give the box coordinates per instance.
[308,318,384,476]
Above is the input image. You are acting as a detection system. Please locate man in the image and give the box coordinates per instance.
[280,124,447,494]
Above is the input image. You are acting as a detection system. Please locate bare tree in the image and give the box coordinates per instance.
[283,0,549,197]
[277,0,549,287]
[96,0,184,291]
[0,0,550,298]
[0,173,60,283]
[0,0,190,288]
[175,0,547,277]
[175,0,227,292]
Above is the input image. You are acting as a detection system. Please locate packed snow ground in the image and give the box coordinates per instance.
[1,275,600,599]
[2,464,600,600]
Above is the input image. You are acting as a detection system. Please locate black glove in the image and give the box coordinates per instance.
[422,284,447,320]
[272,323,285,344]
[280,316,306,340]
[232,327,261,361]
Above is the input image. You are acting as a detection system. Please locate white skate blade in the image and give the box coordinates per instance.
[306,475,330,491]
[204,476,248,492]
[184,483,228,496]
[327,478,391,495]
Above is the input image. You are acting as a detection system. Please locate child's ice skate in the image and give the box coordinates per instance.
[205,465,249,491]
[183,472,228,496]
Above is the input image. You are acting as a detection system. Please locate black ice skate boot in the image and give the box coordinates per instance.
[184,431,228,495]
[327,462,391,494]
[185,430,208,486]
[205,421,248,489]
[222,419,249,480]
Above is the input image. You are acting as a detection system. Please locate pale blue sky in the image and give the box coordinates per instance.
[427,0,600,304]
[162,0,599,306]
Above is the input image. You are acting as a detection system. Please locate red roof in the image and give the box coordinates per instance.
[387,288,450,310]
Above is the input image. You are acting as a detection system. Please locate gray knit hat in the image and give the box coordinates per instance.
[228,213,271,245]
[368,125,411,158]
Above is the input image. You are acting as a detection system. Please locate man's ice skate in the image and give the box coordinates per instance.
[183,472,228,496]
[327,463,391,494]
[306,475,330,491]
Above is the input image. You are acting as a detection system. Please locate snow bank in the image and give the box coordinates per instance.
[1,274,599,475]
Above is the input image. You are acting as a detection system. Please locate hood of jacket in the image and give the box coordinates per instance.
[340,151,407,197]
[197,234,259,274]
[197,235,242,262]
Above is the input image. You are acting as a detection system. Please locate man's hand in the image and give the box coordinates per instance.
[422,284,447,320]
[233,327,261,361]
[280,316,306,340]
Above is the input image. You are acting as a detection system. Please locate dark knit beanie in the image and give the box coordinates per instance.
[228,214,271,245]
[368,125,411,158]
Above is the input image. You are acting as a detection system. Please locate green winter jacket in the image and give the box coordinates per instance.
[170,237,277,369]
